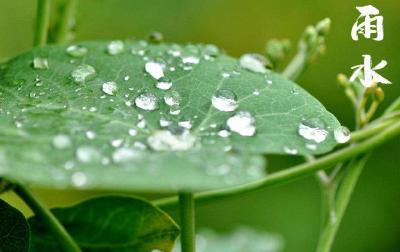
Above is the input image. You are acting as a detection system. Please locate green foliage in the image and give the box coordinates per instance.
[28,196,179,252]
[0,199,30,252]
[0,41,340,192]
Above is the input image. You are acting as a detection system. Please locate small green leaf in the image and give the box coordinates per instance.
[28,196,179,252]
[173,227,283,252]
[0,199,30,252]
[0,41,340,191]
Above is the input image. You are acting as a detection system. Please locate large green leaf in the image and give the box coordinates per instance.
[0,41,340,191]
[28,196,179,252]
[0,199,30,252]
[173,227,283,252]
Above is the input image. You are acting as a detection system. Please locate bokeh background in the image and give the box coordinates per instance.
[0,0,399,251]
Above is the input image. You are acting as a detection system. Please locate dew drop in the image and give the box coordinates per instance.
[206,164,231,176]
[212,89,238,112]
[239,54,267,73]
[147,130,196,151]
[137,119,146,129]
[85,131,96,139]
[112,147,138,163]
[128,128,138,136]
[222,72,230,78]
[178,119,193,129]
[135,93,158,111]
[102,81,118,95]
[334,126,351,143]
[218,130,231,138]
[160,117,172,127]
[71,172,87,187]
[111,138,123,148]
[298,119,328,143]
[107,40,124,55]
[169,105,181,115]
[203,44,219,57]
[64,161,75,170]
[145,61,164,79]
[182,56,200,64]
[169,49,181,57]
[291,88,299,95]
[283,146,298,155]
[15,121,23,128]
[134,141,147,150]
[156,77,172,90]
[66,45,88,57]
[76,146,100,163]
[306,143,317,150]
[164,91,181,106]
[33,57,49,69]
[71,64,96,84]
[227,111,256,136]
[52,134,71,149]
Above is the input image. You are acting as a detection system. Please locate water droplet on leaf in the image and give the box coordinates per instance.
[283,146,298,155]
[145,61,164,80]
[112,147,138,163]
[298,119,328,143]
[218,130,231,138]
[110,138,123,148]
[52,134,71,149]
[76,146,101,163]
[334,126,351,143]
[135,93,158,111]
[227,111,256,136]
[107,40,124,55]
[212,89,238,112]
[156,77,172,90]
[102,81,118,95]
[239,54,267,73]
[128,128,137,136]
[71,64,96,84]
[182,56,200,65]
[66,45,88,57]
[147,129,196,151]
[33,57,49,69]
[85,131,96,139]
[71,172,87,187]
[164,91,181,106]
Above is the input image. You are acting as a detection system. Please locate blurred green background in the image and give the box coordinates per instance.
[0,0,399,251]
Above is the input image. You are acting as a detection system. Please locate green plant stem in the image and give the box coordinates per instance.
[315,171,337,228]
[14,184,82,252]
[34,0,51,47]
[53,0,78,43]
[179,192,196,252]
[385,96,400,114]
[350,119,394,142]
[316,155,369,252]
[282,51,307,80]
[155,120,400,210]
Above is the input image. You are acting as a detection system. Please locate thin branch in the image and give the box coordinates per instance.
[315,155,369,252]
[14,184,82,252]
[154,120,400,210]
[52,0,78,43]
[34,0,51,46]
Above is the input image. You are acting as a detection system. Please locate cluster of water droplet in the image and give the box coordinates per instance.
[1,39,351,189]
